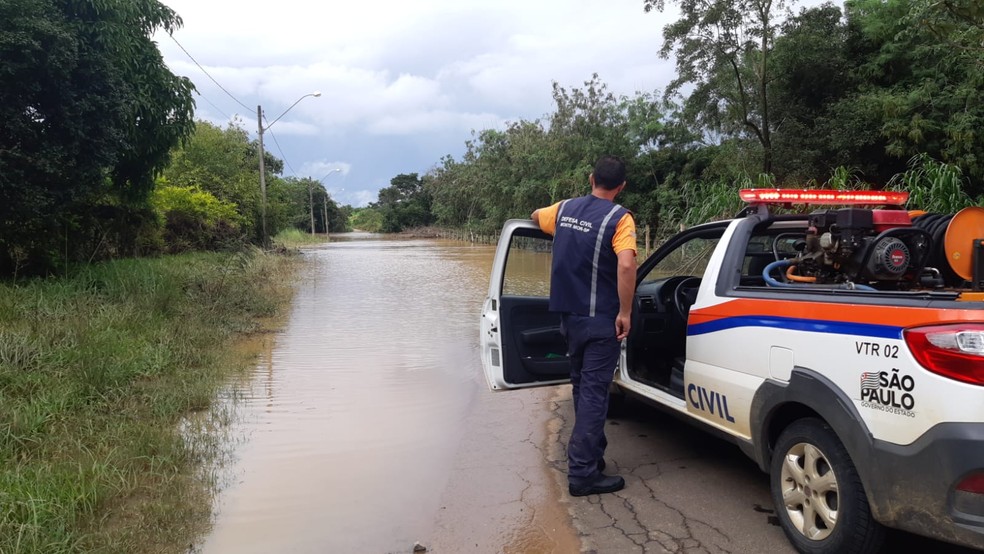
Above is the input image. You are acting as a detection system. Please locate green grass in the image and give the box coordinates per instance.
[0,248,300,553]
[273,228,330,248]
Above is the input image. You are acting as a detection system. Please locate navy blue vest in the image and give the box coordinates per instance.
[549,195,629,318]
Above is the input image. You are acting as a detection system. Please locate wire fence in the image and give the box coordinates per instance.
[431,225,663,257]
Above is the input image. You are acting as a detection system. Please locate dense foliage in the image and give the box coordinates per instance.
[0,1,344,277]
[0,0,195,275]
[373,173,434,232]
[150,183,243,253]
[160,121,265,238]
[156,121,346,243]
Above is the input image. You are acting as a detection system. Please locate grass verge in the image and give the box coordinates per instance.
[273,228,330,248]
[0,248,301,553]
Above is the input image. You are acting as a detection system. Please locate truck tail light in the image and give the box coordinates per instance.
[956,472,984,495]
[904,324,984,386]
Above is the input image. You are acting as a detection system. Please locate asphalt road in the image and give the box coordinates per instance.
[425,380,979,554]
[553,390,980,554]
[549,390,794,554]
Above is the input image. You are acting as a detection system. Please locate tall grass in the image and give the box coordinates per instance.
[0,249,300,553]
[888,154,976,213]
[273,228,330,248]
[651,173,772,242]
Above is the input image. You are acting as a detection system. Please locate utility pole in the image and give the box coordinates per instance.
[323,194,329,234]
[309,181,316,235]
[319,168,342,236]
[255,92,320,248]
[257,105,268,248]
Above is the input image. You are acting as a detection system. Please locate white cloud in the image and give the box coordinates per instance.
[348,189,379,208]
[366,110,504,136]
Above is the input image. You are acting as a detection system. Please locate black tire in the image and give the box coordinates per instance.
[770,418,885,554]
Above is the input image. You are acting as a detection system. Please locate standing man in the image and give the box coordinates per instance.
[530,155,637,496]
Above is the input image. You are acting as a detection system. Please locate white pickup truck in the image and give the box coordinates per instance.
[481,189,984,554]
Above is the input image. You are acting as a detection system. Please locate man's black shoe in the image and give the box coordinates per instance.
[569,474,625,497]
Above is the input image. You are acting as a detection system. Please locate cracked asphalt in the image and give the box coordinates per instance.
[546,388,793,554]
[427,382,978,554]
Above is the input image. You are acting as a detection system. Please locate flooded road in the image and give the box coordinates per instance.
[200,234,504,553]
[193,233,975,554]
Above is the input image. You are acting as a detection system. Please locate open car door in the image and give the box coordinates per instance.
[481,219,571,390]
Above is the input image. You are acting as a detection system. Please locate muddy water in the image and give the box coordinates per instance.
[200,234,509,554]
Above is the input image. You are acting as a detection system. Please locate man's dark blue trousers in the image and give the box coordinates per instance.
[561,313,619,486]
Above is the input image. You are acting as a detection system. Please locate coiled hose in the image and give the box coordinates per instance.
[911,213,960,285]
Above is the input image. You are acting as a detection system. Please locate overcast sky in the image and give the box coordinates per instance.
[155,0,680,207]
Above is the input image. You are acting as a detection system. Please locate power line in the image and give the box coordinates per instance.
[167,33,315,179]
[265,126,298,176]
[168,33,253,113]
[194,90,232,121]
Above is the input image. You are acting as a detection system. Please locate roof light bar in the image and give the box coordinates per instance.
[739,189,909,206]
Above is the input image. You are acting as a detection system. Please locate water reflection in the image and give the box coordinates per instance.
[200,235,496,554]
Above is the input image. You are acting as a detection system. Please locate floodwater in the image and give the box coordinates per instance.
[198,234,505,553]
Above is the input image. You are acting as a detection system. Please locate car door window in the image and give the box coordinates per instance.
[502,234,552,297]
[640,236,720,284]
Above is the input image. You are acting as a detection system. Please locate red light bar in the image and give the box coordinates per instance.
[739,189,909,206]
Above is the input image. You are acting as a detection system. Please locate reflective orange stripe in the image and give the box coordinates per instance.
[690,298,984,328]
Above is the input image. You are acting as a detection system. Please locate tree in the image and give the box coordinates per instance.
[816,0,984,191]
[350,207,384,232]
[907,0,984,62]
[0,0,195,274]
[426,76,655,233]
[768,4,855,181]
[377,173,434,232]
[281,177,338,234]
[644,0,793,174]
[162,121,263,235]
[324,195,347,233]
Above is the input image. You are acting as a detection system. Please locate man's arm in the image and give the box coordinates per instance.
[530,203,561,235]
[615,249,636,341]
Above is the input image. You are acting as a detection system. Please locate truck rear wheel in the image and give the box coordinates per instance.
[770,418,884,554]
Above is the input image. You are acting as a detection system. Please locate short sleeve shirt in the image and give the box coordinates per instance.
[535,201,637,255]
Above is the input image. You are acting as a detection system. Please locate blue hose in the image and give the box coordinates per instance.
[762,259,877,291]
[763,259,793,287]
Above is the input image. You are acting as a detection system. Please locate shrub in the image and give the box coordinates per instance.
[151,185,245,252]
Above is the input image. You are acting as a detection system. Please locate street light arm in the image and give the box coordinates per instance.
[319,168,342,183]
[262,91,322,131]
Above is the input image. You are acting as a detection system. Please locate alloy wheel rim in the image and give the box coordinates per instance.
[779,441,839,540]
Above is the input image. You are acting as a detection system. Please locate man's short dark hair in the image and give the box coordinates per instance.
[593,156,626,190]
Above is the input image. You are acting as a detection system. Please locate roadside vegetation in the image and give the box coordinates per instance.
[0,2,349,277]
[0,250,300,552]
[273,228,332,248]
[1,1,338,550]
